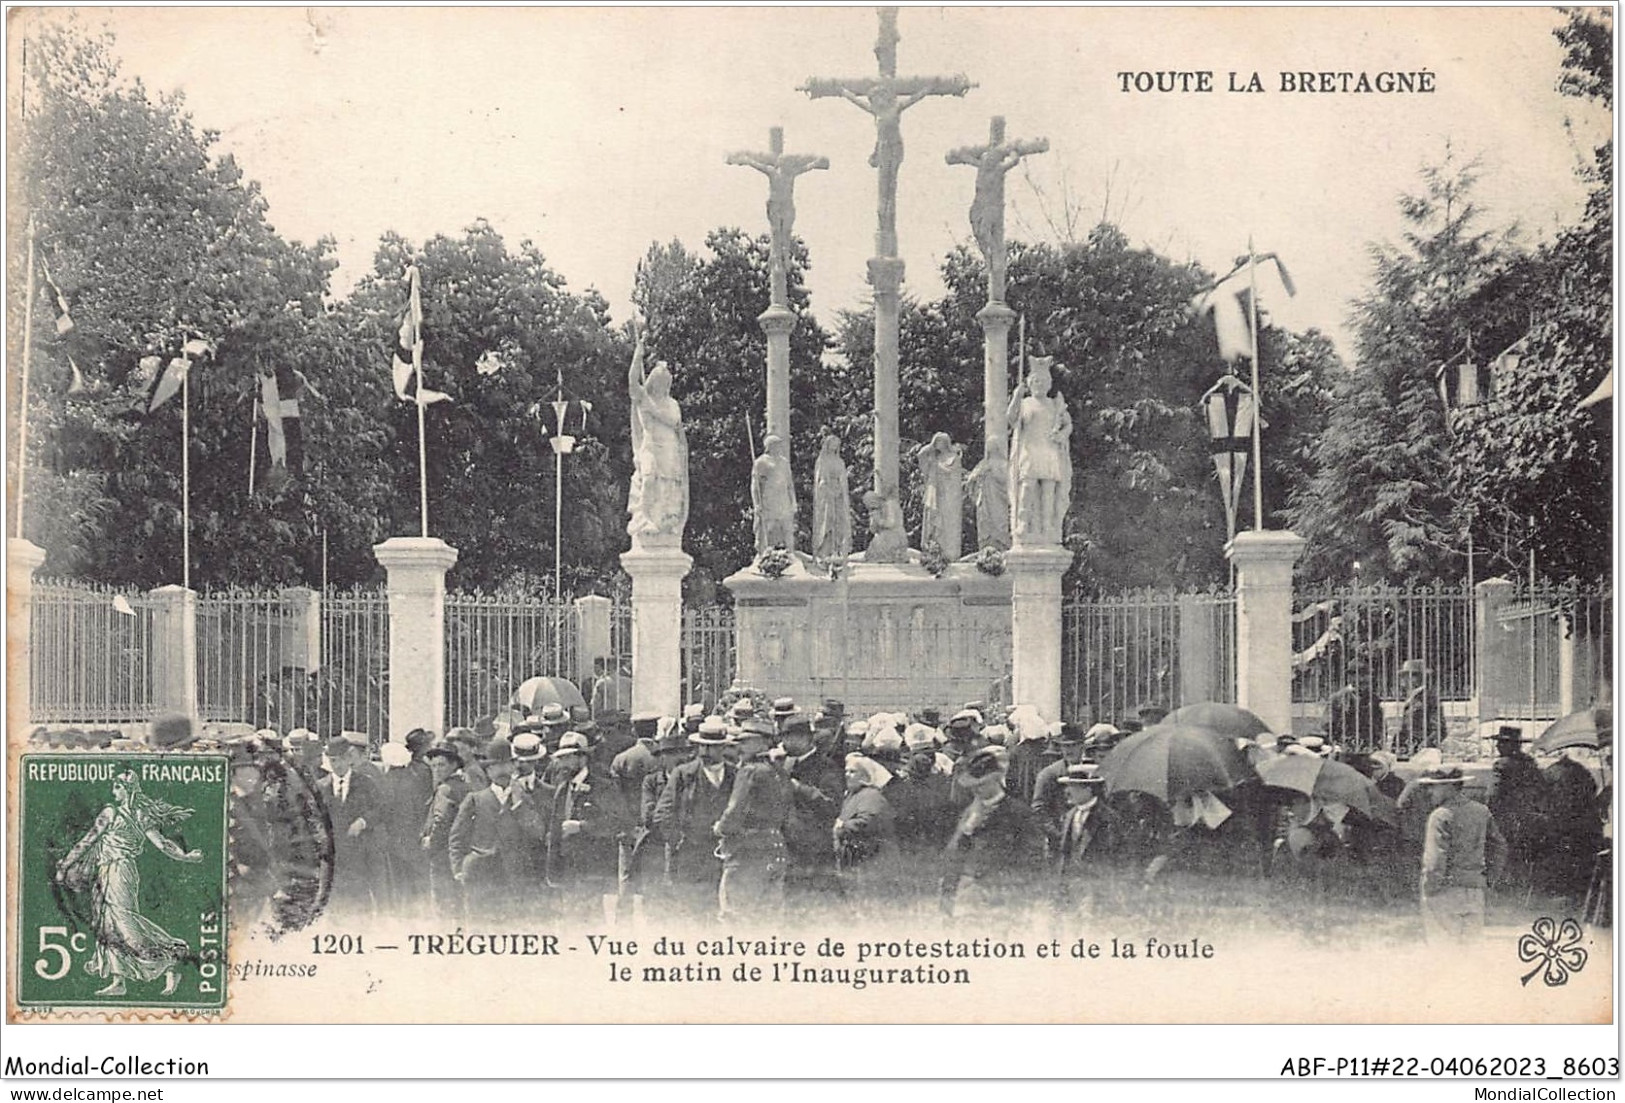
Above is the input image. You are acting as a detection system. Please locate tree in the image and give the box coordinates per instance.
[10,19,360,587]
[630,228,842,588]
[1286,151,1511,582]
[348,223,630,592]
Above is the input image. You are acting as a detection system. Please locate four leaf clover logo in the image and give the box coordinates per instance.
[1517,916,1587,987]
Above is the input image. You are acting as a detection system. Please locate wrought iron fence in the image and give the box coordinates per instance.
[1061,587,1236,726]
[197,588,302,725]
[1291,582,1477,709]
[318,586,391,738]
[30,579,156,724]
[1481,581,1612,725]
[681,604,736,710]
[444,592,578,727]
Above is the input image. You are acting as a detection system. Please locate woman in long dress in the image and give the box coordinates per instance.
[626,326,689,542]
[833,754,903,915]
[55,770,202,996]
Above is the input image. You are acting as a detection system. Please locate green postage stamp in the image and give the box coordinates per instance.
[15,754,229,1012]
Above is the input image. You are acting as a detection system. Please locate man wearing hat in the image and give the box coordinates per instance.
[1134,702,1170,729]
[1418,767,1507,942]
[421,743,472,915]
[770,697,797,732]
[317,731,390,918]
[1052,764,1118,912]
[536,702,572,750]
[778,714,844,906]
[613,713,663,790]
[508,732,556,889]
[1398,658,1445,758]
[449,737,550,920]
[380,737,434,913]
[545,731,617,908]
[1030,722,1094,856]
[887,725,958,886]
[653,716,735,919]
[633,723,694,898]
[940,746,1041,921]
[610,714,666,906]
[1487,726,1546,895]
[681,703,707,738]
[714,717,793,919]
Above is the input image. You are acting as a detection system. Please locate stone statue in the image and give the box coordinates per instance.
[967,435,1011,551]
[811,434,852,561]
[861,488,908,564]
[914,432,964,559]
[1006,356,1072,545]
[626,325,688,545]
[751,434,797,553]
[801,8,972,253]
[727,128,829,307]
[946,117,1049,302]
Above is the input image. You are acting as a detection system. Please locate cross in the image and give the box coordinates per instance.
[946,116,1048,302]
[801,6,973,257]
[726,127,829,308]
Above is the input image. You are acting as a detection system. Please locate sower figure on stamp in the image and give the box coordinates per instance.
[317,731,391,920]
[714,718,793,922]
[55,768,203,997]
[653,716,735,920]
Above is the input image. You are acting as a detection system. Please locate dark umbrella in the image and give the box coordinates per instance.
[1532,707,1611,754]
[1097,722,1256,804]
[1257,753,1398,827]
[511,676,587,713]
[1166,702,1272,740]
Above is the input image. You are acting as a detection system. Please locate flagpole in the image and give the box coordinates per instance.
[182,359,191,590]
[415,336,429,538]
[1247,236,1264,532]
[554,369,564,611]
[248,397,259,494]
[15,218,36,540]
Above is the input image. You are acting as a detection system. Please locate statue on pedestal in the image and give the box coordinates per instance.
[946,116,1048,302]
[1007,356,1072,545]
[727,128,829,307]
[914,432,964,560]
[812,434,852,561]
[751,434,797,553]
[626,325,688,544]
[861,488,908,564]
[967,435,1011,551]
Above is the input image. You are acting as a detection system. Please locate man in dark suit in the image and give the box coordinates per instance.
[715,718,793,920]
[420,744,470,917]
[449,737,550,921]
[779,714,843,906]
[941,746,1042,922]
[317,731,390,920]
[1030,722,1097,855]
[653,716,735,920]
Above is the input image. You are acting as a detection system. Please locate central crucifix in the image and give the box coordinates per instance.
[803,7,972,545]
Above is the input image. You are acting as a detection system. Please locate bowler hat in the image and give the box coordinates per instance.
[1055,722,1089,746]
[631,712,661,739]
[483,736,513,764]
[405,728,435,755]
[781,715,813,737]
[1494,725,1531,745]
[424,745,464,769]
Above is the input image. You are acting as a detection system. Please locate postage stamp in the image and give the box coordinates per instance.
[14,755,229,1012]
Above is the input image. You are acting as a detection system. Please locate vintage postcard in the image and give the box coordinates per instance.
[2,3,1614,1054]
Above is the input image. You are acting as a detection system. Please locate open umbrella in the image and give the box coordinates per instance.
[1532,707,1611,754]
[511,676,586,714]
[1257,753,1397,827]
[1166,702,1271,741]
[1097,722,1256,804]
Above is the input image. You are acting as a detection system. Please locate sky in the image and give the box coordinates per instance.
[19,6,1612,358]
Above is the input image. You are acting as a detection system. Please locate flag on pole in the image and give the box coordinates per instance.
[67,354,86,395]
[146,337,214,413]
[1192,252,1296,363]
[389,265,450,404]
[41,261,73,335]
[259,363,315,482]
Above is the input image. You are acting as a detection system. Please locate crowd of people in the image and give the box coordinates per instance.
[34,692,1609,940]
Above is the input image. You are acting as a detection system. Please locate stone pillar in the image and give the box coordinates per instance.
[374,536,458,743]
[976,300,1016,452]
[868,256,906,500]
[1178,592,1219,706]
[280,586,321,673]
[758,304,796,475]
[148,584,199,719]
[8,538,46,733]
[573,593,612,689]
[1006,546,1072,721]
[619,546,692,717]
[1557,611,1576,719]
[1474,577,1517,723]
[1226,531,1305,734]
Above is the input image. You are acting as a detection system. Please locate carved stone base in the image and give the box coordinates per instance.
[620,545,693,716]
[724,555,1011,718]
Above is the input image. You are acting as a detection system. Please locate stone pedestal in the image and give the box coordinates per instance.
[8,538,46,734]
[1227,530,1305,734]
[758,304,796,473]
[374,536,458,742]
[619,546,692,716]
[148,584,199,719]
[573,593,613,689]
[1005,546,1072,722]
[867,255,907,500]
[727,556,1011,719]
[1178,591,1222,705]
[976,300,1016,452]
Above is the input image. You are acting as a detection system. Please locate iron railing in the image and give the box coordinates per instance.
[1061,587,1236,725]
[29,579,156,724]
[444,592,578,728]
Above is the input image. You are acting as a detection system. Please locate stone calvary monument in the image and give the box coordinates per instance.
[711,7,1068,719]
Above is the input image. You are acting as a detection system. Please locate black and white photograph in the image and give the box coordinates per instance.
[2,1,1616,1083]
